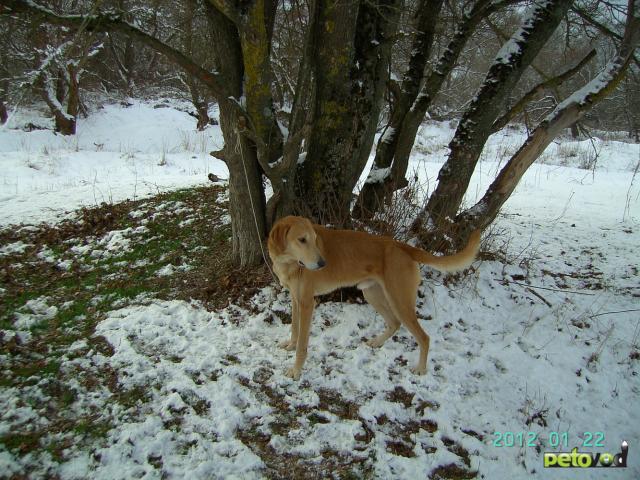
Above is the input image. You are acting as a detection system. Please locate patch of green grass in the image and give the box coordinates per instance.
[54,299,88,328]
[0,184,273,470]
[162,188,195,203]
[0,432,43,455]
[73,417,113,439]
[0,186,238,468]
[13,359,60,379]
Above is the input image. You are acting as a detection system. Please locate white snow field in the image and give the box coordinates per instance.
[1,102,639,479]
[0,100,227,226]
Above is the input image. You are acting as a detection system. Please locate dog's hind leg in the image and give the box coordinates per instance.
[362,284,400,348]
[383,260,430,375]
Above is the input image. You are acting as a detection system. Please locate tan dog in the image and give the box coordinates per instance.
[268,216,481,380]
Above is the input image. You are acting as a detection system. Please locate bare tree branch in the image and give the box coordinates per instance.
[459,0,640,232]
[204,0,240,25]
[1,0,230,99]
[572,4,640,68]
[491,48,597,133]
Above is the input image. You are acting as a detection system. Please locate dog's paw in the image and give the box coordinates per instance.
[410,365,427,375]
[285,366,301,380]
[366,336,385,348]
[278,339,297,351]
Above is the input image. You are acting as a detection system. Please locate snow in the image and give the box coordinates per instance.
[1,103,639,478]
[13,296,59,329]
[495,35,524,65]
[0,99,228,226]
[546,59,623,124]
[494,1,551,65]
[365,166,391,184]
[380,126,396,144]
[0,240,31,256]
[156,264,191,277]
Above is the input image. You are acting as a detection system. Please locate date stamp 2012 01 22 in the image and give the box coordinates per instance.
[493,431,605,449]
[492,431,629,468]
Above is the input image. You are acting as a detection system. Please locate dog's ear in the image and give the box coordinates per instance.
[268,221,291,255]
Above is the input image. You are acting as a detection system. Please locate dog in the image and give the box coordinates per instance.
[267,216,481,380]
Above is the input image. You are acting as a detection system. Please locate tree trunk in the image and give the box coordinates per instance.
[297,0,400,225]
[455,0,640,237]
[355,0,515,219]
[53,110,76,135]
[570,122,579,138]
[354,0,444,219]
[263,0,317,226]
[195,99,210,130]
[66,63,80,129]
[41,70,76,135]
[237,0,283,166]
[0,80,7,124]
[0,100,7,125]
[205,4,268,266]
[415,0,572,247]
[183,0,210,131]
[221,101,268,267]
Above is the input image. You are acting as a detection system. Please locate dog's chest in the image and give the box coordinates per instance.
[273,262,299,290]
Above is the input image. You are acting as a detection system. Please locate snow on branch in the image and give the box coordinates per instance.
[2,0,228,99]
[494,0,552,65]
[545,0,639,126]
[365,166,392,184]
[458,2,639,231]
[23,40,74,87]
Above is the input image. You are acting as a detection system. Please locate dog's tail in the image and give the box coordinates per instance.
[398,230,481,273]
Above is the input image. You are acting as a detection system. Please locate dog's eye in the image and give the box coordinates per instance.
[298,237,306,244]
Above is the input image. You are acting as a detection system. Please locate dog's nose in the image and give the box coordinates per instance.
[317,258,326,268]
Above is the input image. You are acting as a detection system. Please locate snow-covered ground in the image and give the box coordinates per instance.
[1,102,639,479]
[0,100,228,226]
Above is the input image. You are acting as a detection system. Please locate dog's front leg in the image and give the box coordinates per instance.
[279,296,299,351]
[285,293,314,380]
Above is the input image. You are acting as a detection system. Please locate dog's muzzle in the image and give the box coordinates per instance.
[298,258,326,270]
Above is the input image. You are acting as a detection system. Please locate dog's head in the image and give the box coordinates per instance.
[268,216,326,270]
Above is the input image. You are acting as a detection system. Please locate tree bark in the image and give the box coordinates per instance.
[354,0,444,219]
[414,0,572,247]
[297,0,400,225]
[204,3,268,266]
[235,0,283,166]
[66,62,80,126]
[455,0,640,237]
[0,100,7,125]
[221,100,268,267]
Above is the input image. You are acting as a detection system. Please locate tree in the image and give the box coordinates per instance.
[355,0,516,219]
[34,36,101,135]
[454,0,640,235]
[411,0,638,247]
[415,0,574,243]
[1,0,637,266]
[180,0,212,131]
